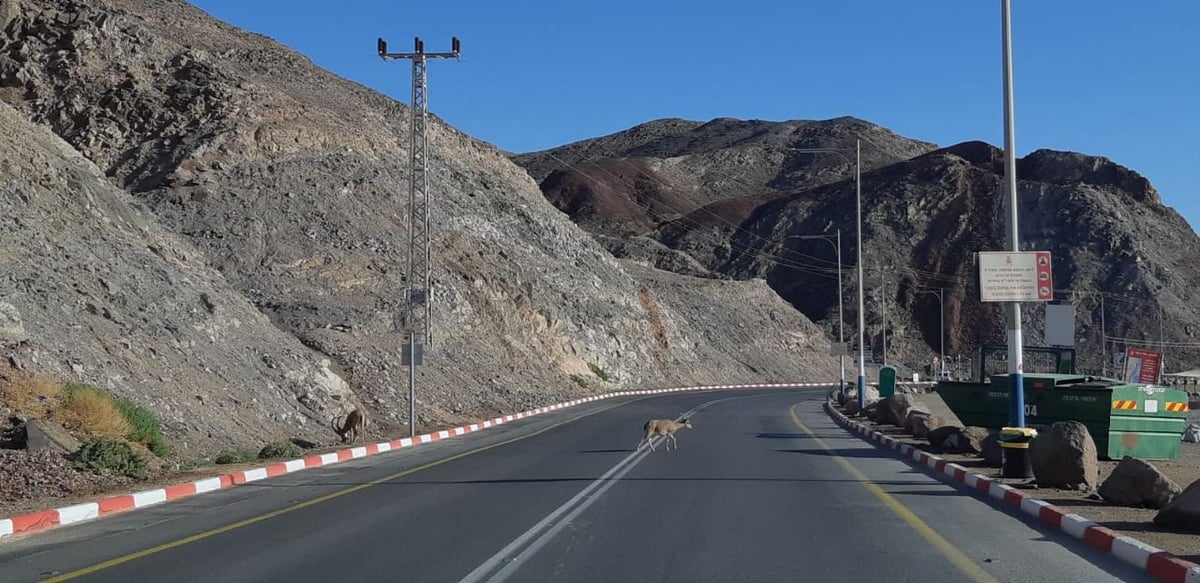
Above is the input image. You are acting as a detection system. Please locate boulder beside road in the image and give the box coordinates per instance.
[1098,456,1181,509]
[1155,478,1200,532]
[1031,421,1099,490]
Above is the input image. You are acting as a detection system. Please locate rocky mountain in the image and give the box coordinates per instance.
[0,100,354,454]
[0,0,836,455]
[515,117,936,235]
[518,123,1200,378]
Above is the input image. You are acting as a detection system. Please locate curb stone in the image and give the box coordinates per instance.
[823,401,1200,583]
[0,381,868,541]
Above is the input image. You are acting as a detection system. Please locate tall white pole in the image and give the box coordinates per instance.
[1002,0,1025,427]
[856,139,868,412]
[837,229,846,399]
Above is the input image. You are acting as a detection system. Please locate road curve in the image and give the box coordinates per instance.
[0,388,1151,583]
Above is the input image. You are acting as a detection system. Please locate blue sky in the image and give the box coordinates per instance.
[189,0,1199,230]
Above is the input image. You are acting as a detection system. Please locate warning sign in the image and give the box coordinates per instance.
[978,251,1053,302]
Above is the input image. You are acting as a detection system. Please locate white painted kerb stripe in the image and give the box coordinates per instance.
[284,459,306,473]
[241,468,269,483]
[1186,566,1200,583]
[1112,536,1158,569]
[193,477,224,494]
[963,473,980,489]
[1060,514,1095,539]
[1020,497,1051,518]
[57,503,99,525]
[319,453,340,466]
[988,481,1013,501]
[0,518,12,538]
[132,489,168,507]
[350,447,367,458]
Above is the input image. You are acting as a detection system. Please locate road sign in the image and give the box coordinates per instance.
[1045,304,1076,347]
[978,251,1053,302]
[830,342,849,356]
[1123,347,1162,384]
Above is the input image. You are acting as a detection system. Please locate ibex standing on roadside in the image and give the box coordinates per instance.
[331,408,367,444]
[637,417,693,452]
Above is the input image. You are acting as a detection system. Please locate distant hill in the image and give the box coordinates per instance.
[517,118,1200,376]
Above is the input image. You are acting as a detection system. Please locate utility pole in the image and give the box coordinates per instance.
[378,35,460,436]
[880,265,887,366]
[1160,304,1166,382]
[791,231,845,399]
[1100,294,1107,377]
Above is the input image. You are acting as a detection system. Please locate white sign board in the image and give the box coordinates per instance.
[978,251,1053,302]
[1044,304,1076,347]
[829,342,849,357]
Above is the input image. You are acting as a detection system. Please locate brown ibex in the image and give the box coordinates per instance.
[636,417,693,452]
[331,408,367,444]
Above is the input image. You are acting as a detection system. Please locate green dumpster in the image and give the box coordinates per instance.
[879,365,897,398]
[934,375,1189,460]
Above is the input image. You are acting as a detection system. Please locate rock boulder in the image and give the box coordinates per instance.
[1098,456,1181,509]
[1031,421,1099,490]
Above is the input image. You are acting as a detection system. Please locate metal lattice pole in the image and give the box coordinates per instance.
[379,35,460,436]
[410,55,431,344]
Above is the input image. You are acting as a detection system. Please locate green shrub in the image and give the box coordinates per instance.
[257,441,303,460]
[75,437,148,479]
[115,398,170,457]
[569,374,588,388]
[214,449,258,465]
[587,362,611,382]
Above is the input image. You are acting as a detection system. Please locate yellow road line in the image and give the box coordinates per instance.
[44,398,643,582]
[789,405,999,583]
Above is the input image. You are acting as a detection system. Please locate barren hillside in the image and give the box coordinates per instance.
[0,0,837,454]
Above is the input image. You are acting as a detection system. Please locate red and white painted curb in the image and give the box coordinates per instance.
[824,402,1200,583]
[0,381,845,542]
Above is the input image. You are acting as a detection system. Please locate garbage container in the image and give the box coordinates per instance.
[1000,426,1037,478]
[879,365,897,398]
[935,375,1189,460]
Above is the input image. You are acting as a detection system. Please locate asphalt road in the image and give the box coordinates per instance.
[0,388,1152,583]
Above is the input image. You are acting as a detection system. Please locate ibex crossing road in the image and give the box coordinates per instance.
[331,408,367,444]
[637,417,693,452]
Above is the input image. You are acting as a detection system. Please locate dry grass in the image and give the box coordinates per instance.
[58,385,131,439]
[1,375,67,419]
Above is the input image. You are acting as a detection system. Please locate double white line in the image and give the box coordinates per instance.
[459,392,788,583]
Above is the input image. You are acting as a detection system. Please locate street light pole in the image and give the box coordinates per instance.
[1001,0,1025,428]
[855,139,867,412]
[880,266,887,366]
[791,232,845,399]
[786,141,866,411]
